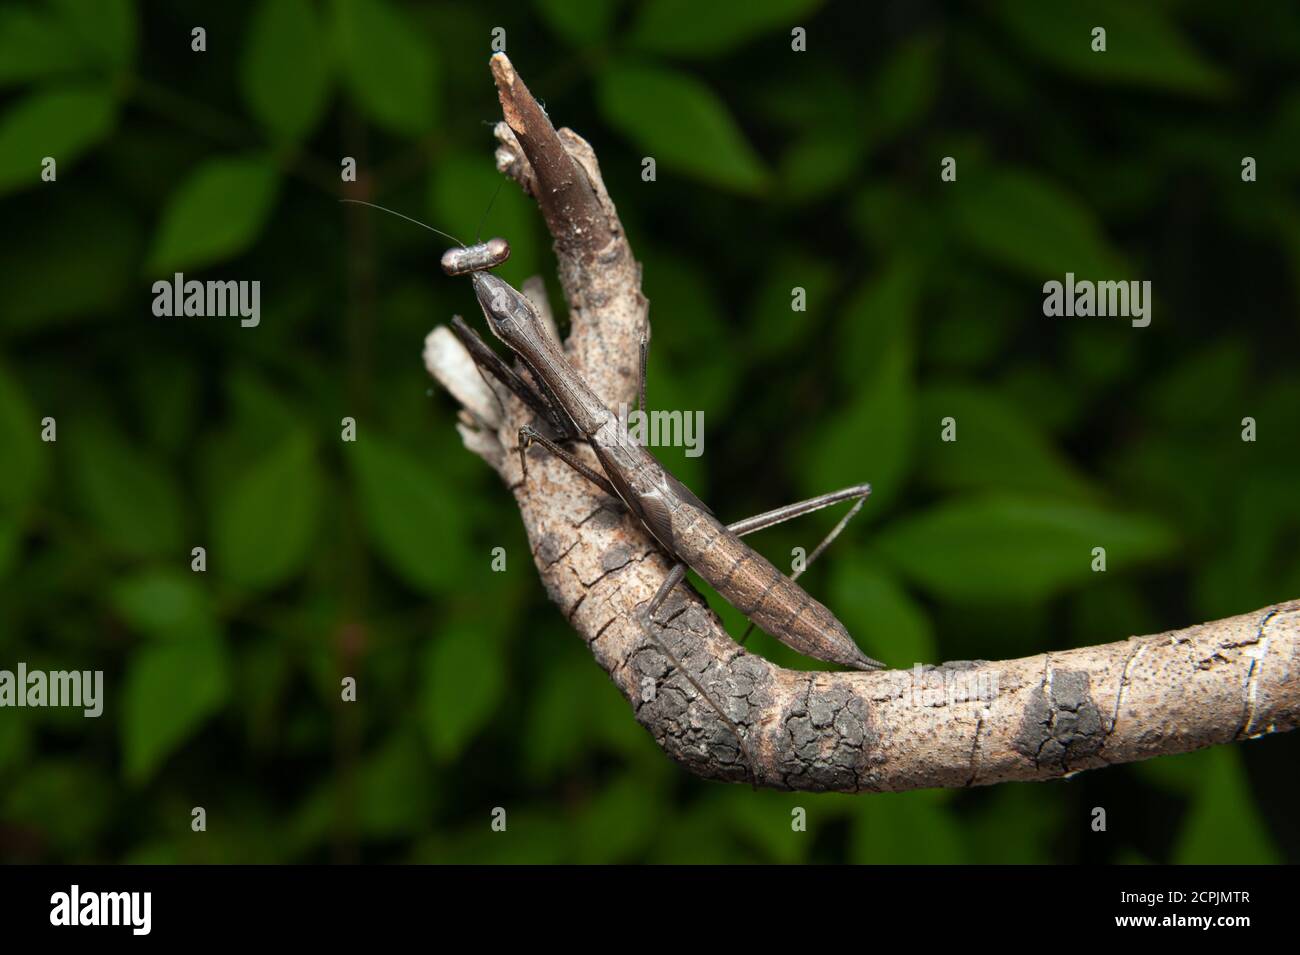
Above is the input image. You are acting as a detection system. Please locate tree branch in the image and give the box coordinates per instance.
[425,54,1300,791]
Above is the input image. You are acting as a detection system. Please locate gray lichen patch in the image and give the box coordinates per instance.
[1013,668,1105,771]
[581,505,623,531]
[534,530,570,567]
[625,623,755,785]
[777,679,874,791]
[599,542,634,573]
[727,654,768,702]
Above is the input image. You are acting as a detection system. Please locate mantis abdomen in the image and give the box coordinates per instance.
[672,506,878,670]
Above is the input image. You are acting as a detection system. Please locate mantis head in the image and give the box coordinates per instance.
[471,271,549,355]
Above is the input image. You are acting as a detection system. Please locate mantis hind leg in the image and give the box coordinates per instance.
[645,561,687,622]
[726,483,872,646]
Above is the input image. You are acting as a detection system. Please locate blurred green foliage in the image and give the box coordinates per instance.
[0,0,1297,863]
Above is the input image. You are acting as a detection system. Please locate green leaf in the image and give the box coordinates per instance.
[952,168,1125,281]
[852,790,965,863]
[1145,343,1250,427]
[806,334,913,516]
[1064,319,1139,390]
[535,0,621,45]
[748,252,836,357]
[147,155,280,272]
[4,763,111,853]
[0,194,140,333]
[1172,747,1279,863]
[630,0,823,58]
[241,0,331,142]
[830,557,933,667]
[110,570,220,643]
[998,364,1085,435]
[332,0,437,136]
[848,183,914,252]
[836,255,923,387]
[0,85,116,195]
[428,151,541,290]
[226,370,304,445]
[651,803,738,863]
[994,0,1228,97]
[757,65,857,130]
[358,733,436,837]
[443,808,569,864]
[875,495,1177,604]
[639,250,740,417]
[0,366,46,515]
[0,518,19,578]
[963,783,1063,863]
[925,272,1017,370]
[524,656,595,780]
[719,789,821,864]
[214,434,322,590]
[126,351,201,454]
[0,7,87,86]
[1130,746,1210,795]
[122,635,229,783]
[68,423,185,559]
[1069,581,1156,649]
[420,623,505,761]
[49,0,137,70]
[917,384,1095,499]
[597,64,768,193]
[778,131,865,202]
[349,435,466,594]
[867,34,939,142]
[0,706,30,773]
[576,775,660,863]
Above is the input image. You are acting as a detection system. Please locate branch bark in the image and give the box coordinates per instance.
[425,53,1300,792]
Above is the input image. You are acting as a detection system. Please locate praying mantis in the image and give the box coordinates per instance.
[344,197,886,776]
[442,239,886,778]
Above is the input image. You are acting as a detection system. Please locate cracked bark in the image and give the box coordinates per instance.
[424,53,1300,792]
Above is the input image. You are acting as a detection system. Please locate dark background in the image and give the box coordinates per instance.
[0,0,1297,863]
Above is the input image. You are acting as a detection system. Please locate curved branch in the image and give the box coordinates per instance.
[428,54,1300,791]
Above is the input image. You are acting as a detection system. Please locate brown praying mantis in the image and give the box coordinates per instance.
[449,241,886,779]
[458,265,882,670]
[345,198,884,779]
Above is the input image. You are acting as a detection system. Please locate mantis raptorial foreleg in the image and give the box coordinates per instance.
[638,333,649,415]
[449,316,574,438]
[516,425,618,498]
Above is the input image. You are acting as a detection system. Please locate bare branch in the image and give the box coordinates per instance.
[424,325,501,429]
[489,52,646,409]
[425,58,1300,792]
[490,52,607,262]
